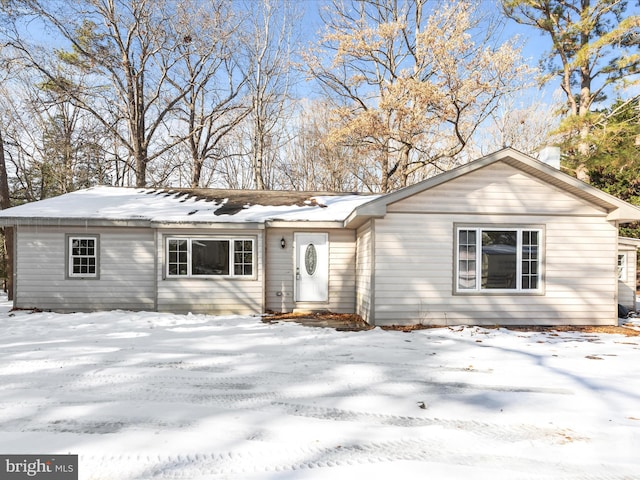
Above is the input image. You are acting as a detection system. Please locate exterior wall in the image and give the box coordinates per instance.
[387,162,605,216]
[15,226,155,312]
[265,228,357,313]
[618,244,638,310]
[355,221,374,323]
[156,228,264,315]
[373,163,618,326]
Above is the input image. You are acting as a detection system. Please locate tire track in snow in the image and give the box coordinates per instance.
[79,442,633,480]
[270,402,583,443]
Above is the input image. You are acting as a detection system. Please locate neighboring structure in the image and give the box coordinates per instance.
[1,148,639,326]
[618,237,640,311]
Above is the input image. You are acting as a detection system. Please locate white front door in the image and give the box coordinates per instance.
[295,233,329,302]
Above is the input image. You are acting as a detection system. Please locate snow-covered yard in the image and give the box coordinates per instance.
[1,298,639,480]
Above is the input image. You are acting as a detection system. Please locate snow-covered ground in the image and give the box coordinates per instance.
[1,299,639,480]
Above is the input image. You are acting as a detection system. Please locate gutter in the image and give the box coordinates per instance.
[0,217,267,229]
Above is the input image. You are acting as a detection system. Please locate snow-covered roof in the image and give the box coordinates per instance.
[0,186,379,226]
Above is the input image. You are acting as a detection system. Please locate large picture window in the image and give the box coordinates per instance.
[456,227,542,293]
[166,237,254,278]
[68,235,99,278]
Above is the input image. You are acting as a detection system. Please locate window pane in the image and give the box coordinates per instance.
[70,237,97,276]
[521,230,540,290]
[192,240,229,275]
[482,231,517,289]
[232,239,253,277]
[458,230,476,289]
[618,254,626,280]
[457,228,541,292]
[167,239,189,276]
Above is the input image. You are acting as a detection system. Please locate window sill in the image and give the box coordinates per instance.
[454,290,544,296]
[164,275,258,281]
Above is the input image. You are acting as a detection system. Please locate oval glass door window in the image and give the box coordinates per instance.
[305,244,317,276]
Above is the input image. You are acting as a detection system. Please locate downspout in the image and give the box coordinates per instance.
[370,219,376,326]
[262,229,267,314]
[153,228,159,312]
[11,225,17,309]
[614,220,620,322]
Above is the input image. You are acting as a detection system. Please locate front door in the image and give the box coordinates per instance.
[295,233,328,302]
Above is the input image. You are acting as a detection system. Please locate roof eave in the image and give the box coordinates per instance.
[151,221,265,229]
[0,217,152,228]
[344,202,387,228]
[346,147,640,224]
[619,236,640,247]
[266,220,347,229]
[606,205,640,223]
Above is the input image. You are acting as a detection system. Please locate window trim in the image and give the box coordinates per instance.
[618,253,627,281]
[164,236,256,280]
[66,234,100,280]
[454,225,544,295]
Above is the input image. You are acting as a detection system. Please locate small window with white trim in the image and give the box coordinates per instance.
[618,254,627,281]
[68,235,99,278]
[166,237,254,278]
[456,227,542,293]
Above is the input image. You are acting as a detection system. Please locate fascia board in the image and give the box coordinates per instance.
[150,221,265,229]
[265,220,346,229]
[0,217,152,228]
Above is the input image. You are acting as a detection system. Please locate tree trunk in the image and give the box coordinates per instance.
[253,117,266,190]
[134,148,147,188]
[191,155,204,188]
[0,128,13,300]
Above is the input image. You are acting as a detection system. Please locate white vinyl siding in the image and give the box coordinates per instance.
[15,226,155,312]
[372,214,617,326]
[157,229,263,315]
[387,162,608,217]
[266,230,295,313]
[265,229,356,313]
[355,221,374,323]
[370,160,619,326]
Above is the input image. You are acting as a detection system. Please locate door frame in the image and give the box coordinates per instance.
[294,232,329,303]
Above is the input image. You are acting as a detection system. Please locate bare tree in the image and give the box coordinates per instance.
[471,92,562,157]
[277,99,365,191]
[171,1,251,188]
[0,69,109,201]
[11,0,198,187]
[0,5,14,298]
[307,0,531,192]
[241,0,298,190]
